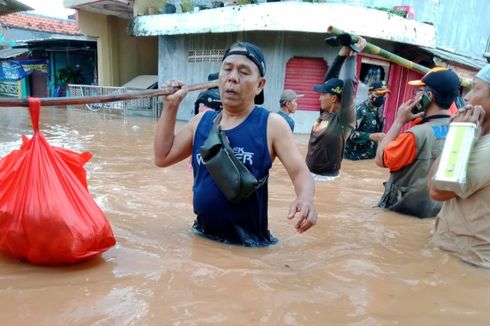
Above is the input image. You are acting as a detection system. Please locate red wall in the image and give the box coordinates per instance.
[384,64,424,132]
[284,57,327,111]
[284,54,427,131]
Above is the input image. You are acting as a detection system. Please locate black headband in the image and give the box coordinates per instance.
[222,49,265,77]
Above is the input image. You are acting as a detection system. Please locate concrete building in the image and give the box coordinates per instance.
[64,0,488,133]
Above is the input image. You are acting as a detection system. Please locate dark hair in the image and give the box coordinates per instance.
[425,86,454,110]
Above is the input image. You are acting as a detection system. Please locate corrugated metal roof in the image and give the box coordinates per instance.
[0,0,32,16]
[130,2,436,48]
[421,46,487,69]
[20,35,97,44]
[0,47,28,59]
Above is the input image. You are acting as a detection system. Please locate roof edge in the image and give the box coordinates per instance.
[130,3,435,47]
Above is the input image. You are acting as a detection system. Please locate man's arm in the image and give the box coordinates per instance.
[338,38,367,132]
[323,55,346,82]
[428,105,487,201]
[349,130,372,145]
[428,157,457,201]
[268,115,317,233]
[375,98,424,167]
[154,81,195,167]
[338,55,356,131]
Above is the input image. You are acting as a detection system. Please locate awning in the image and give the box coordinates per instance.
[0,47,28,59]
[64,0,132,19]
[421,46,486,70]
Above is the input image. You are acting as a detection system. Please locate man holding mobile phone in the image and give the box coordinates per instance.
[374,68,460,218]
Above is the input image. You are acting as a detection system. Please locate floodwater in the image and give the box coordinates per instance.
[1,106,490,325]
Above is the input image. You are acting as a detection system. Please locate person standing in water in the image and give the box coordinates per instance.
[277,89,303,132]
[429,64,490,267]
[344,81,390,160]
[305,35,367,181]
[375,68,460,218]
[154,41,317,247]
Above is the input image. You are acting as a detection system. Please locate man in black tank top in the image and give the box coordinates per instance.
[153,41,318,246]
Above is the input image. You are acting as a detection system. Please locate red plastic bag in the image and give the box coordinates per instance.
[0,98,115,264]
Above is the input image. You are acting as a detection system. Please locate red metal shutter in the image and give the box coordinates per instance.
[384,65,423,132]
[284,57,327,111]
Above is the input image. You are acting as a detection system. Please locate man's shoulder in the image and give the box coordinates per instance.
[276,110,288,117]
[408,119,449,138]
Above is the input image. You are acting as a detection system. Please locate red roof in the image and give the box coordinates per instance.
[0,13,81,35]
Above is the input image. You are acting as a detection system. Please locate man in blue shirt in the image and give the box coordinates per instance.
[277,89,303,132]
[154,41,317,246]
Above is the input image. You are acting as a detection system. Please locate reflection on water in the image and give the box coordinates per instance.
[1,106,490,325]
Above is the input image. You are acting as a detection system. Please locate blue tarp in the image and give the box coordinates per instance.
[0,59,50,81]
[0,60,29,81]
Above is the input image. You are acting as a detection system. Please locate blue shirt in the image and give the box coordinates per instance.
[277,110,295,132]
[191,106,277,246]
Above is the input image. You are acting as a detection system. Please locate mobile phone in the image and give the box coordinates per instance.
[412,92,431,114]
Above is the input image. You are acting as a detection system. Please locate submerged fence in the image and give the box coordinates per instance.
[0,80,219,119]
[67,84,161,119]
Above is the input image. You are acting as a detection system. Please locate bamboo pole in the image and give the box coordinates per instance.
[327,26,472,88]
[0,80,219,108]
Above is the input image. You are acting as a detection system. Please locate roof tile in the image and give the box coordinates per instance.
[0,13,81,35]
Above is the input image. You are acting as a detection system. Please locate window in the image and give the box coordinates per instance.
[357,57,391,104]
[188,49,225,63]
[359,57,390,86]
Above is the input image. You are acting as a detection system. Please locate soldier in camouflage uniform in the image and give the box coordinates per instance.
[344,81,390,160]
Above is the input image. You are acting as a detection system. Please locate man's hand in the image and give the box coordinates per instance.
[162,80,188,110]
[338,36,367,56]
[451,105,486,137]
[395,97,425,124]
[369,132,385,142]
[288,199,317,233]
[452,105,486,124]
[355,36,367,52]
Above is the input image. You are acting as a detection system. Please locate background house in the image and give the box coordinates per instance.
[0,12,96,97]
[65,0,489,133]
[64,0,158,89]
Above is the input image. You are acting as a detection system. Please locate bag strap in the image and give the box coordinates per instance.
[212,112,268,189]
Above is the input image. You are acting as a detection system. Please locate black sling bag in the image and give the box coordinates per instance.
[200,112,268,204]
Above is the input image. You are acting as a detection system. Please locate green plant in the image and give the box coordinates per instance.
[181,0,193,12]
[372,6,406,17]
[57,65,84,85]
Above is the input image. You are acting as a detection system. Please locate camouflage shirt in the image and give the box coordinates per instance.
[344,100,384,160]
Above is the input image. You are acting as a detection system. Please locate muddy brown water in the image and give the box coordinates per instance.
[1,106,489,325]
